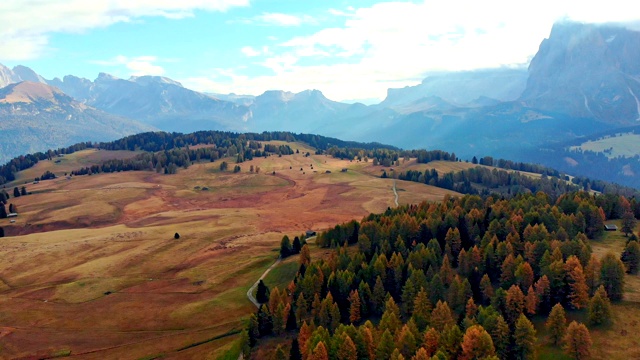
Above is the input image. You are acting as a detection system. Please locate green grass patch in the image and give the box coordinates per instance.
[263,259,300,292]
[50,349,72,357]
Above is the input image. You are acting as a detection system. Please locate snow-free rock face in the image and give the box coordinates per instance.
[0,64,22,88]
[521,22,640,124]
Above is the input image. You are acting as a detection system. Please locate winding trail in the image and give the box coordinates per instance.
[393,179,399,207]
[246,257,282,308]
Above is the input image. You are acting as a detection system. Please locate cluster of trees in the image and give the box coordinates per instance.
[471,157,561,178]
[0,186,27,219]
[395,167,579,200]
[280,235,306,258]
[0,131,397,185]
[242,191,635,359]
[0,142,92,184]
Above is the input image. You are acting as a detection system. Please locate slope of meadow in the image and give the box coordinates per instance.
[0,142,458,359]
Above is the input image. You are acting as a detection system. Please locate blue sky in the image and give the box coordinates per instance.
[1,0,638,103]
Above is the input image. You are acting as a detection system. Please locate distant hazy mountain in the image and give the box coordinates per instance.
[380,68,528,109]
[0,81,155,164]
[248,89,372,133]
[521,22,640,124]
[208,93,256,106]
[46,73,252,132]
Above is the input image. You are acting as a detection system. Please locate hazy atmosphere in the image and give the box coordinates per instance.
[2,0,638,102]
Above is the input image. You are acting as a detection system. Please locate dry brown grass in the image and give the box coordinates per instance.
[0,143,459,359]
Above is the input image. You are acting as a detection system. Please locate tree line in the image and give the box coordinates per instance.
[241,191,636,359]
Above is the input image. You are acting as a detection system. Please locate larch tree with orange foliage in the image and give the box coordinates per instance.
[566,256,589,309]
[336,334,357,360]
[309,341,329,360]
[349,289,361,324]
[563,321,592,360]
[459,325,496,360]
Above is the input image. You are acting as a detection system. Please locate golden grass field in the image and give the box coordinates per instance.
[570,133,640,159]
[0,142,459,359]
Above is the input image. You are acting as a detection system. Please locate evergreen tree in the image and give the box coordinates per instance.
[588,286,612,325]
[621,240,640,274]
[621,211,637,237]
[289,338,302,360]
[376,329,396,360]
[309,341,329,360]
[492,315,510,360]
[256,280,270,304]
[545,303,567,346]
[280,235,292,258]
[292,236,302,254]
[513,314,537,360]
[239,329,251,358]
[412,288,432,331]
[600,252,625,301]
[337,334,358,360]
[0,203,6,219]
[13,187,20,198]
[396,324,418,358]
[0,226,4,238]
[563,321,592,360]
[431,300,455,332]
[20,186,26,196]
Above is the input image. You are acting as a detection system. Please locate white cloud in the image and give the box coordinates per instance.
[235,12,317,27]
[241,46,262,57]
[0,0,249,60]
[92,55,165,76]
[198,0,640,101]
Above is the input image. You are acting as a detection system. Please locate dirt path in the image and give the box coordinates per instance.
[393,179,399,207]
[246,257,282,308]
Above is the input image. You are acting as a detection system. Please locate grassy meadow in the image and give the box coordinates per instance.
[0,142,460,359]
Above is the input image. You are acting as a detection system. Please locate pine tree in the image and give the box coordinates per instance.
[239,329,251,358]
[621,211,637,237]
[349,289,361,324]
[563,321,592,360]
[309,341,329,360]
[376,329,396,360]
[380,297,402,334]
[459,325,496,360]
[588,285,612,325]
[372,276,386,315]
[492,315,510,360]
[505,285,525,325]
[600,252,625,301]
[545,303,567,346]
[256,280,270,304]
[621,240,640,274]
[337,334,358,360]
[480,274,494,305]
[0,203,6,219]
[289,338,302,360]
[411,287,432,331]
[396,324,418,358]
[0,226,4,238]
[431,301,455,332]
[513,314,537,360]
[280,235,292,258]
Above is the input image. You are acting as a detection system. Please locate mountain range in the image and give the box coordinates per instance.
[1,21,640,186]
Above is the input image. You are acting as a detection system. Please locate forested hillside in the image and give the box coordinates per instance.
[243,191,640,359]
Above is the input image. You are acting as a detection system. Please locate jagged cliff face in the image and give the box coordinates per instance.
[521,22,640,124]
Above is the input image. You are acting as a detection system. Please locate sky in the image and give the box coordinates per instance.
[1,0,639,103]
